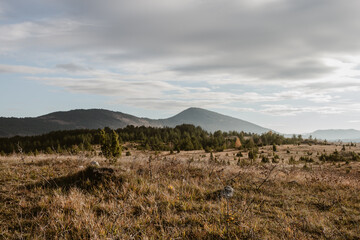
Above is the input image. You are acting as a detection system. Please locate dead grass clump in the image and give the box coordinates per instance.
[27,166,123,192]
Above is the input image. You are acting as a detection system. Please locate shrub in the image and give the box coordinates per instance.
[236,151,243,157]
[99,129,122,163]
[303,164,310,171]
[45,147,53,154]
[261,156,270,163]
[299,156,314,163]
[272,154,280,163]
[248,150,257,162]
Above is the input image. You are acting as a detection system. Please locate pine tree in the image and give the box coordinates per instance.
[100,128,109,158]
[99,128,122,163]
[110,130,121,158]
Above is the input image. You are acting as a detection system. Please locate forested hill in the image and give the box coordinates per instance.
[0,108,269,137]
[0,109,161,137]
[161,108,269,133]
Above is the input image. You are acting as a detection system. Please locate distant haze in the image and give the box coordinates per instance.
[1,1,360,133]
[303,129,360,142]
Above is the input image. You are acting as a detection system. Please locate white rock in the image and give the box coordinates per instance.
[221,186,234,198]
[90,161,100,167]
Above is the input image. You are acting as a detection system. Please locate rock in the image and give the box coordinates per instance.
[206,185,235,200]
[90,161,100,167]
[221,186,234,198]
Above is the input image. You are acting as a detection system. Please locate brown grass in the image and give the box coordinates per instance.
[0,144,359,239]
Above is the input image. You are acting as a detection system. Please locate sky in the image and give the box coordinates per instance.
[1,0,360,134]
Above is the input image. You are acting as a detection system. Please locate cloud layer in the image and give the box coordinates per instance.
[1,0,360,132]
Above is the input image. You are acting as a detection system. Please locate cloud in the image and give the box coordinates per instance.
[0,64,50,74]
[0,19,81,41]
[87,0,360,81]
[3,0,360,81]
[0,4,4,19]
[29,76,185,97]
[260,104,344,116]
[56,63,88,72]
[2,0,360,126]
[348,120,360,123]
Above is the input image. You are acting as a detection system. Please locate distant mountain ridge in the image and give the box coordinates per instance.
[304,129,360,142]
[160,108,269,133]
[0,108,269,137]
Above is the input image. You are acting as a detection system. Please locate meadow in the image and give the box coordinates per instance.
[1,144,359,239]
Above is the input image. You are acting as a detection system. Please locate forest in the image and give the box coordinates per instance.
[0,124,316,155]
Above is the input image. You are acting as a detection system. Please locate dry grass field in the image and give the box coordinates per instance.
[1,144,360,239]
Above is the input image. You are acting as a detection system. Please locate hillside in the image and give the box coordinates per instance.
[305,129,360,142]
[0,108,269,137]
[161,107,269,134]
[0,109,161,137]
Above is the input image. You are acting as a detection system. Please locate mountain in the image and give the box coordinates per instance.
[0,108,269,137]
[0,109,161,137]
[161,107,269,133]
[304,129,360,142]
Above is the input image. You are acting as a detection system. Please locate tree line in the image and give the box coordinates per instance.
[0,124,317,155]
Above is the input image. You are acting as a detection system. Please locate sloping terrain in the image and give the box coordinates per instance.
[0,109,161,137]
[0,108,269,137]
[305,129,360,142]
[161,107,269,134]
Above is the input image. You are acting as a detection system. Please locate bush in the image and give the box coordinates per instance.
[272,154,280,163]
[204,146,212,153]
[272,144,277,152]
[236,151,243,157]
[248,150,257,161]
[303,164,311,171]
[318,149,358,162]
[45,147,53,154]
[261,156,270,163]
[272,158,279,163]
[299,156,314,163]
[99,129,122,163]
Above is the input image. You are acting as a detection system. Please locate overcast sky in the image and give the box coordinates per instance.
[1,0,360,133]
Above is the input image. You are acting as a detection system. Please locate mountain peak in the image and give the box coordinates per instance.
[0,107,270,137]
[163,107,269,133]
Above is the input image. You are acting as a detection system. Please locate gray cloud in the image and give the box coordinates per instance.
[2,0,360,130]
[0,64,50,74]
[56,63,88,72]
[260,104,344,116]
[3,0,360,81]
